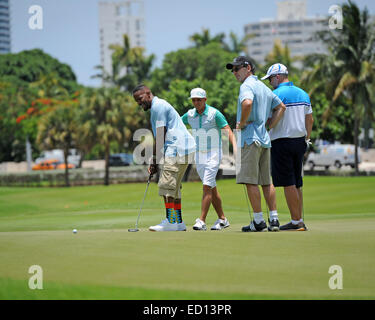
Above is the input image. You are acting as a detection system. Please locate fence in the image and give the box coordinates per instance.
[0,164,374,187]
[0,166,149,187]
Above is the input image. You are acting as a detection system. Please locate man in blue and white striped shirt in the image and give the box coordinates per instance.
[262,63,314,231]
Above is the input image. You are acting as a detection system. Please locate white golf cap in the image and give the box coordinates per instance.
[261,63,288,80]
[189,88,206,99]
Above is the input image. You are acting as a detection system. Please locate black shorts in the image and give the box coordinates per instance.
[271,137,306,188]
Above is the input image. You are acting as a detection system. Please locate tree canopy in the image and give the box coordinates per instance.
[302,0,375,173]
[1,0,374,180]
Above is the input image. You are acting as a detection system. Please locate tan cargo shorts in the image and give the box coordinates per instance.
[158,153,194,199]
[236,142,271,186]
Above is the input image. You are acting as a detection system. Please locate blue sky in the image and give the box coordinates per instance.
[10,0,375,87]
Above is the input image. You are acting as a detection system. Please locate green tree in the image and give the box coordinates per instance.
[79,87,129,185]
[159,72,239,128]
[302,0,375,174]
[0,50,79,162]
[0,49,76,87]
[151,42,236,93]
[0,78,37,162]
[149,30,260,129]
[223,31,255,56]
[264,39,298,74]
[92,34,155,91]
[37,101,79,186]
[29,73,80,99]
[92,35,132,87]
[190,28,226,48]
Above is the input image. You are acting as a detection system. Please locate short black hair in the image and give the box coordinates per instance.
[132,84,148,95]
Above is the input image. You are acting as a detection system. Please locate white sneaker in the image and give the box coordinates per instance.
[149,219,178,232]
[193,218,207,231]
[211,218,230,230]
[177,221,186,231]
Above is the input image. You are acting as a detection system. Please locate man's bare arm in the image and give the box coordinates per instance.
[222,124,237,158]
[237,99,253,129]
[268,102,286,129]
[305,113,314,139]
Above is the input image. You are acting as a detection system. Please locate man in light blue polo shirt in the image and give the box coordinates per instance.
[226,56,286,232]
[262,63,314,231]
[181,88,237,231]
[133,85,196,232]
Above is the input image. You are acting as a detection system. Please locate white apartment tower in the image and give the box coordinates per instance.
[99,0,145,77]
[244,0,327,65]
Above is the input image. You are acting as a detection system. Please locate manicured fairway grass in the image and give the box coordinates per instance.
[0,177,374,299]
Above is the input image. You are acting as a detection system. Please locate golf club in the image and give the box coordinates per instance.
[243,184,253,221]
[301,156,306,225]
[302,139,312,225]
[301,186,305,222]
[128,173,153,232]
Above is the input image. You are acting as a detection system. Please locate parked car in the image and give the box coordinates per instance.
[306,144,361,170]
[35,149,81,167]
[32,159,75,171]
[109,153,134,167]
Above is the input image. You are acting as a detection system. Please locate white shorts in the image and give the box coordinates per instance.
[195,150,221,188]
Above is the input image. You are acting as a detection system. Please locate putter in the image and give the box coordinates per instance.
[243,184,253,221]
[128,173,153,232]
[301,163,305,223]
[301,186,305,221]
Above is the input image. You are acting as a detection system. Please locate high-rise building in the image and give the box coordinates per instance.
[0,0,11,54]
[99,0,145,77]
[244,0,327,65]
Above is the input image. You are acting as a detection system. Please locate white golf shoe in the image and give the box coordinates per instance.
[149,219,178,232]
[211,218,230,230]
[177,221,187,231]
[193,218,207,231]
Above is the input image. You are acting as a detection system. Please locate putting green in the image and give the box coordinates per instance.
[0,177,374,299]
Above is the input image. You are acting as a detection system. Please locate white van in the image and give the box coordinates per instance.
[306,144,361,170]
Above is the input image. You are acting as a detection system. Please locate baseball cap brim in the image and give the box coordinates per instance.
[189,95,206,99]
[261,72,288,81]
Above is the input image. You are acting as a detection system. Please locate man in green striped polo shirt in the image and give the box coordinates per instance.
[181,88,237,231]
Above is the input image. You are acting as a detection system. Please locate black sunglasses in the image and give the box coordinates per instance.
[268,75,277,81]
[232,65,246,73]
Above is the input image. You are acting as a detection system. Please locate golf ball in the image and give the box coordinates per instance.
[73,229,77,234]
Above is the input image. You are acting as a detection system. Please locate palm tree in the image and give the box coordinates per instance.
[91,65,116,87]
[37,102,79,186]
[224,31,255,55]
[117,46,155,90]
[264,39,296,72]
[92,34,155,90]
[302,0,375,174]
[92,34,132,87]
[80,87,128,185]
[190,28,226,48]
[74,92,98,168]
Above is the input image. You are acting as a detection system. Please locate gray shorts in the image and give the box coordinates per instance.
[236,142,271,186]
[158,154,193,199]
